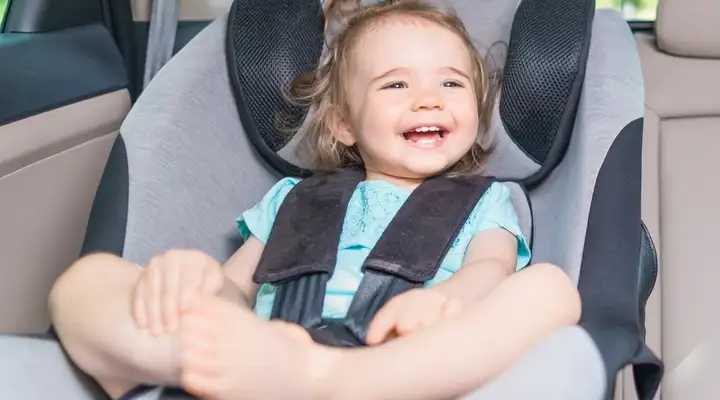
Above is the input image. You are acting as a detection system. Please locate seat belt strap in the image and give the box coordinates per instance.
[252,168,365,284]
[257,169,493,347]
[143,0,180,88]
[342,175,494,343]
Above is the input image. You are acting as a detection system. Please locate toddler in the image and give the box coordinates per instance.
[48,1,581,399]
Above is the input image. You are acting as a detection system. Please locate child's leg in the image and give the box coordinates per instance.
[48,254,181,398]
[324,263,582,399]
[179,263,581,400]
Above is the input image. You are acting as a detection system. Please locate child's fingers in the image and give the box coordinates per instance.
[179,274,202,313]
[161,262,180,333]
[132,279,148,328]
[147,258,164,336]
[366,302,400,345]
[395,312,422,336]
[197,258,224,295]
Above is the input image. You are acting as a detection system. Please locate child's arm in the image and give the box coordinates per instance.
[219,235,265,309]
[429,227,519,307]
[366,227,519,344]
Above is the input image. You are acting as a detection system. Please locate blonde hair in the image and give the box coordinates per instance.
[289,0,498,176]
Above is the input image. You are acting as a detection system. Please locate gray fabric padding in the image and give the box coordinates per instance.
[0,335,98,399]
[463,326,606,399]
[121,15,281,265]
[276,107,314,170]
[528,9,644,283]
[484,100,542,180]
[439,0,519,66]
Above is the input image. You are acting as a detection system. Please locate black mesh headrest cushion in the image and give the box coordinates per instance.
[226,0,595,185]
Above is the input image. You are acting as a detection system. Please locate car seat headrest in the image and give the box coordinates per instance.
[227,0,594,187]
[656,0,720,58]
[226,0,325,177]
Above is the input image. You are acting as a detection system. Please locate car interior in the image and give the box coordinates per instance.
[0,0,717,399]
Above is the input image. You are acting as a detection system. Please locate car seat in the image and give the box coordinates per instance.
[0,0,663,399]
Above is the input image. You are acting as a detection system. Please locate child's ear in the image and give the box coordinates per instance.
[329,107,356,146]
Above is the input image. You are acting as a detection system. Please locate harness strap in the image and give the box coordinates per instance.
[342,270,419,343]
[252,168,364,284]
[270,273,328,328]
[361,175,494,282]
[255,170,493,346]
[342,175,494,343]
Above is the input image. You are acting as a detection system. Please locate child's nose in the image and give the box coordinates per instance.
[411,90,444,111]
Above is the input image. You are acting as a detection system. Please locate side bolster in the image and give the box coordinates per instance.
[119,16,280,265]
[578,119,663,400]
[0,334,105,399]
[463,325,606,399]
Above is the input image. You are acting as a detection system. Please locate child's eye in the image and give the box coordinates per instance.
[382,82,407,89]
[443,80,464,88]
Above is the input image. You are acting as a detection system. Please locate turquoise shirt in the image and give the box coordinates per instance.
[238,177,531,320]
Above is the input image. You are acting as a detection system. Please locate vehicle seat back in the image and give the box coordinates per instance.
[81,2,658,397]
[637,0,720,397]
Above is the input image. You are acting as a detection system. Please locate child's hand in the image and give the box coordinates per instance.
[366,288,462,345]
[132,250,225,336]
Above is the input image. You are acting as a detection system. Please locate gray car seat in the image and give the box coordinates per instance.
[0,0,663,399]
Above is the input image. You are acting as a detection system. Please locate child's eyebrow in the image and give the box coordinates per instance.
[370,67,410,83]
[370,66,471,83]
[441,66,472,81]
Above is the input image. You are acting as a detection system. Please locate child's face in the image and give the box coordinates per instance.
[337,17,479,180]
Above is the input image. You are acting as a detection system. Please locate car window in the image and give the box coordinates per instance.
[0,0,9,26]
[597,0,658,21]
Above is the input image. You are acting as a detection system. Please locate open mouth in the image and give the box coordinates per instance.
[402,125,448,146]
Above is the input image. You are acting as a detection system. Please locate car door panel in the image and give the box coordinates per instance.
[0,23,128,126]
[0,91,129,334]
[0,2,131,333]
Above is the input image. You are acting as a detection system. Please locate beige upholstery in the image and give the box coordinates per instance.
[0,90,131,334]
[131,0,232,21]
[656,0,720,58]
[630,0,720,397]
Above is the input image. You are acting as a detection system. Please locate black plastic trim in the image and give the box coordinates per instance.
[577,118,663,400]
[81,135,129,257]
[6,332,56,341]
[628,20,654,32]
[4,0,103,33]
[0,23,128,127]
[638,220,658,339]
[102,0,139,100]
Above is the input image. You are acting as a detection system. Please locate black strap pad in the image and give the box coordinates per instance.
[252,168,364,284]
[362,175,493,282]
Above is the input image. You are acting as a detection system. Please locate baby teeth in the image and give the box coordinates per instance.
[415,136,444,145]
[414,126,441,132]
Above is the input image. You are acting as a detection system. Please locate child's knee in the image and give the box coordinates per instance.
[522,263,581,323]
[49,253,132,311]
[55,253,121,286]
